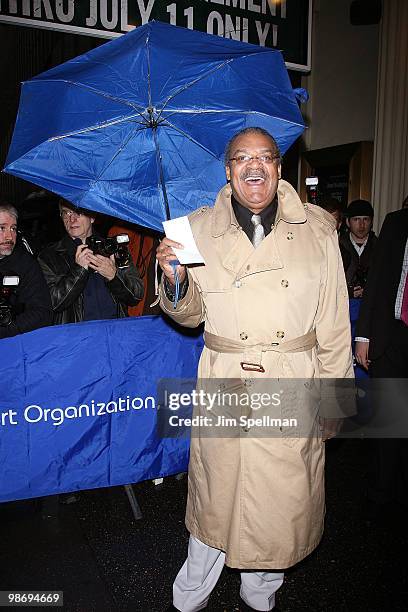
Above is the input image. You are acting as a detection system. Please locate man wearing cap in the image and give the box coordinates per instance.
[340,200,377,299]
[355,205,408,522]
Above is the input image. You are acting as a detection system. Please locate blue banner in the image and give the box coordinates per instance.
[0,316,203,502]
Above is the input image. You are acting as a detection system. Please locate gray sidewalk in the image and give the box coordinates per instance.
[0,440,407,611]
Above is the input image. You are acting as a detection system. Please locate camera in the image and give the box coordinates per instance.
[0,276,19,327]
[85,234,131,268]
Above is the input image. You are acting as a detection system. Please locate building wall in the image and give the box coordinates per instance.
[371,0,408,230]
[302,0,379,152]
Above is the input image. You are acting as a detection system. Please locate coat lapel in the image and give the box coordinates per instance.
[210,180,307,279]
[237,231,284,278]
[210,185,251,276]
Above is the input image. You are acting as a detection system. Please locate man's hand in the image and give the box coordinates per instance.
[355,340,370,369]
[88,254,116,281]
[75,244,93,270]
[319,417,343,442]
[156,238,186,286]
[353,285,364,298]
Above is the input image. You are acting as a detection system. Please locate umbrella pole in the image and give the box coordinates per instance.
[152,127,171,221]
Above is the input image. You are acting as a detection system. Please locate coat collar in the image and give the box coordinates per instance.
[211,179,306,237]
[208,180,308,277]
[58,234,77,253]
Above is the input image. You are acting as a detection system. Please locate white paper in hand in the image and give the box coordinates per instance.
[162,216,205,265]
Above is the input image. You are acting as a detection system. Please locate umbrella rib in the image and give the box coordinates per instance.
[146,31,153,110]
[156,59,234,122]
[47,108,304,144]
[160,119,221,161]
[32,79,147,115]
[161,108,305,128]
[48,114,148,141]
[77,124,150,208]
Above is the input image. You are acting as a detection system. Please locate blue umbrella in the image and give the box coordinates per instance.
[4,21,305,232]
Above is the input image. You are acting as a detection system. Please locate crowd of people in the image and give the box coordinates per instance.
[0,200,145,337]
[1,126,407,612]
[321,189,408,530]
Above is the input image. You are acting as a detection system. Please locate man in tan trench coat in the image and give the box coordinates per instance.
[157,128,353,612]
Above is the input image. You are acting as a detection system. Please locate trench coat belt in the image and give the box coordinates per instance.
[204,329,317,372]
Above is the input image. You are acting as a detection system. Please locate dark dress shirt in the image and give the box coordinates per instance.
[231,195,278,242]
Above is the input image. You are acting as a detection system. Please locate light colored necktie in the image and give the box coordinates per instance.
[251,214,265,248]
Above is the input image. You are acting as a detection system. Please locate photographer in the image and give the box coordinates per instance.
[0,203,52,339]
[38,200,143,324]
[340,199,377,299]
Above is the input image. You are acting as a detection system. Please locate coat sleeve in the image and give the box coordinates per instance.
[315,231,355,418]
[106,261,144,307]
[355,214,393,339]
[158,269,205,328]
[38,251,90,313]
[0,256,52,339]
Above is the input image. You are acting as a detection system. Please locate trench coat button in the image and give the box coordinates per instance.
[242,426,250,433]
[276,330,285,339]
[235,280,242,288]
[281,279,289,288]
[240,332,248,341]
[287,232,294,240]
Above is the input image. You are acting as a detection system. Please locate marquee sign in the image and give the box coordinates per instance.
[0,1,311,71]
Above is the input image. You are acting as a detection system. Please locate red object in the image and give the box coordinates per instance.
[109,224,157,317]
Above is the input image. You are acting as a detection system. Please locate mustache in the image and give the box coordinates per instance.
[240,168,268,180]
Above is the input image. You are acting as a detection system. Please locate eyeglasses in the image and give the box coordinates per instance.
[228,154,280,165]
[60,208,83,220]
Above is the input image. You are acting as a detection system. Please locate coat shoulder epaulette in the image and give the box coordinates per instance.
[188,206,210,219]
[305,202,337,234]
[188,205,211,228]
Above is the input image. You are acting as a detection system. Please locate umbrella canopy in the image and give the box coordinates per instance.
[4,21,305,232]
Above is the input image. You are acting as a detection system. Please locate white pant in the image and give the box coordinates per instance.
[173,536,284,612]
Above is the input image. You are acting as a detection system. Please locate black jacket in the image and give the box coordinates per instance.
[0,245,52,339]
[355,210,408,360]
[38,234,144,325]
[339,230,377,297]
